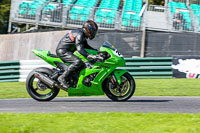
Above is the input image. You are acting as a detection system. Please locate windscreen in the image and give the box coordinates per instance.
[102,41,115,50]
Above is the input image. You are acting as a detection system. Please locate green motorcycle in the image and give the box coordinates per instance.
[26,41,136,101]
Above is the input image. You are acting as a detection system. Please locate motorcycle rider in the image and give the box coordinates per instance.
[56,20,99,88]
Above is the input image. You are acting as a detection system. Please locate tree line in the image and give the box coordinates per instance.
[149,0,165,5]
[0,0,11,34]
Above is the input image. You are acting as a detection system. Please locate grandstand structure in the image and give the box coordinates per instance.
[8,0,144,32]
[8,0,200,33]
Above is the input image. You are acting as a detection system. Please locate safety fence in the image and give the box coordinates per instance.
[189,0,200,5]
[148,5,166,12]
[0,57,172,82]
[190,5,200,32]
[146,5,170,30]
[169,8,194,32]
[171,0,187,3]
[147,4,196,32]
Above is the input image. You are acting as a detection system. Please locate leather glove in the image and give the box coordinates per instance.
[87,54,97,60]
[96,55,104,62]
[87,54,104,62]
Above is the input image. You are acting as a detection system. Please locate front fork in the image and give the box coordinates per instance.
[110,72,122,92]
[109,70,129,91]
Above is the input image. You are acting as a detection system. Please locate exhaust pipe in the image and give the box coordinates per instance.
[34,72,67,91]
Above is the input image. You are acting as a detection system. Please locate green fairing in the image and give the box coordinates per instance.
[32,43,128,96]
[113,69,128,85]
[32,49,64,67]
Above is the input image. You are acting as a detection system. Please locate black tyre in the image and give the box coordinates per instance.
[103,73,135,101]
[26,67,60,101]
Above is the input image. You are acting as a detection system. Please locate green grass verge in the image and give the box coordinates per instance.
[135,78,200,96]
[1,78,200,99]
[0,112,200,133]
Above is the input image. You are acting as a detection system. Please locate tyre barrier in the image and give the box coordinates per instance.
[0,57,172,82]
[0,60,52,82]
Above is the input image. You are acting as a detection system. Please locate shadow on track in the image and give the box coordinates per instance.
[50,100,173,103]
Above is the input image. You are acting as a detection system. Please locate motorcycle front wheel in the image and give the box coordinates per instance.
[103,73,135,101]
[26,67,60,101]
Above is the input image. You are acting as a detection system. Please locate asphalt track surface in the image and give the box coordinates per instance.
[0,96,200,113]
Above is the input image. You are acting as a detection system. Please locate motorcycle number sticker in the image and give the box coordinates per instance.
[114,49,123,57]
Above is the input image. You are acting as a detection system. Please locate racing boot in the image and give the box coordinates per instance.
[58,70,70,90]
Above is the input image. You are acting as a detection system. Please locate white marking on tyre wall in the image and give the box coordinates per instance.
[19,60,54,82]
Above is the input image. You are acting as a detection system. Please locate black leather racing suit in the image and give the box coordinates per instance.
[56,29,96,78]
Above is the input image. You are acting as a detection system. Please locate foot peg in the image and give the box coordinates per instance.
[60,83,69,91]
[58,76,69,91]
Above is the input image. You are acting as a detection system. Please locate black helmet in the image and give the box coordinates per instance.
[82,20,98,40]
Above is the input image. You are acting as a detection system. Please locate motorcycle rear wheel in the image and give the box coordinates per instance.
[103,73,135,101]
[26,67,60,101]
